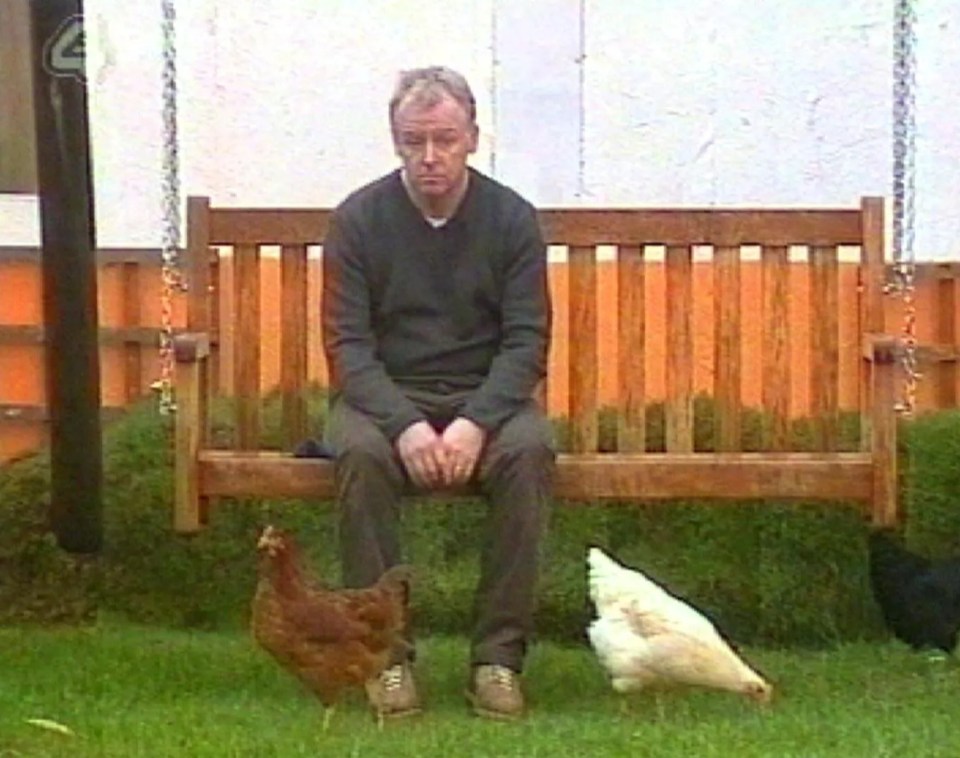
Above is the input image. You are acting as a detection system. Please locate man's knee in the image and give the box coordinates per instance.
[329,411,403,494]
[497,437,554,477]
[481,407,555,487]
[337,428,394,473]
[496,404,554,455]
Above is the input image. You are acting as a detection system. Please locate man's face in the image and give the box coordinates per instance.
[392,93,478,206]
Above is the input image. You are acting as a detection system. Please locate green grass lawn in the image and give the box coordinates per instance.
[0,622,957,757]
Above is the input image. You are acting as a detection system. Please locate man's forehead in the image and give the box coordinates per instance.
[394,94,472,131]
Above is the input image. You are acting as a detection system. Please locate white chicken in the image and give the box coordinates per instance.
[586,547,772,703]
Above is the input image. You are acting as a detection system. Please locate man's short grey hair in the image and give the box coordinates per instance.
[389,66,477,129]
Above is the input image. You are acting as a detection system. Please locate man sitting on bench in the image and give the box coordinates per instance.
[322,65,555,721]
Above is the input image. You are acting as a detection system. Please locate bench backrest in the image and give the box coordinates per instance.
[184,196,887,455]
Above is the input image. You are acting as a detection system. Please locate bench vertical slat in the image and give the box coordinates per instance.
[308,252,325,389]
[665,245,694,452]
[568,245,598,452]
[218,252,234,396]
[545,260,566,421]
[713,245,741,451]
[861,196,898,524]
[860,198,885,449]
[535,248,550,410]
[534,241,551,410]
[280,244,308,449]
[121,261,142,403]
[809,245,840,451]
[233,243,261,450]
[617,245,645,452]
[762,245,791,450]
[208,252,221,395]
[935,265,957,407]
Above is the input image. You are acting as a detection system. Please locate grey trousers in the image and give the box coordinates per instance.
[325,392,555,673]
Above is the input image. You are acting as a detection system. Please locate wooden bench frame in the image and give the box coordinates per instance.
[173,195,898,533]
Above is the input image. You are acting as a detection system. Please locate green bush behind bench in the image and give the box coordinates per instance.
[2,392,959,648]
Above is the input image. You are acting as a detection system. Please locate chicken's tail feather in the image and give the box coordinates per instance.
[587,546,665,610]
[868,529,930,589]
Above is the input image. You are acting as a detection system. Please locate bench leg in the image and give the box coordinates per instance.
[174,357,206,533]
[869,350,898,527]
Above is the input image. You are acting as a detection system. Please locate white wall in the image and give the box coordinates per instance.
[1,0,957,258]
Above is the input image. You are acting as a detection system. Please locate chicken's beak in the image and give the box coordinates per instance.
[257,525,277,551]
[747,682,774,705]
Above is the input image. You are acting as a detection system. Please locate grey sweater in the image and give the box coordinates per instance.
[322,167,551,441]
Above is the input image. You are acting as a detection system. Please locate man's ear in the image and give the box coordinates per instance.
[467,124,479,154]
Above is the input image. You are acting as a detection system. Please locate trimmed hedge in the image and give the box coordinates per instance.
[2,394,958,648]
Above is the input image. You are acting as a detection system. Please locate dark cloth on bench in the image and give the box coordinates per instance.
[292,438,336,459]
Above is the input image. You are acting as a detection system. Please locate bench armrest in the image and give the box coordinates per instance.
[861,333,899,363]
[173,331,211,363]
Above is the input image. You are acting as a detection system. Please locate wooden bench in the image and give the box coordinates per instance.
[172,195,898,533]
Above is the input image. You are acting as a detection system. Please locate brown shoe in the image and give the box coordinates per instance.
[365,663,422,721]
[466,664,525,721]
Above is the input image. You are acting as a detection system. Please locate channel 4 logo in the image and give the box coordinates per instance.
[43,14,86,82]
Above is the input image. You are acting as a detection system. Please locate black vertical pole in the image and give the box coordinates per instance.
[30,0,103,553]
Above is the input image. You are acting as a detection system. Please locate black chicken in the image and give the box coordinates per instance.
[867,529,960,654]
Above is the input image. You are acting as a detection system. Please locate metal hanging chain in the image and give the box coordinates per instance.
[890,0,920,415]
[156,0,187,415]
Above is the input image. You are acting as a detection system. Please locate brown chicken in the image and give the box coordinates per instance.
[252,525,412,729]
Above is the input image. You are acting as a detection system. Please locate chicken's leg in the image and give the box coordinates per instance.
[322,704,336,732]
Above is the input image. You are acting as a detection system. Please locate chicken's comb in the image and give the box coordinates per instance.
[257,524,282,549]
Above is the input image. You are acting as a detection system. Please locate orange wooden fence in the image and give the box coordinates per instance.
[1,245,958,463]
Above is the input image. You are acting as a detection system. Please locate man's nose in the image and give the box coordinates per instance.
[422,138,437,163]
